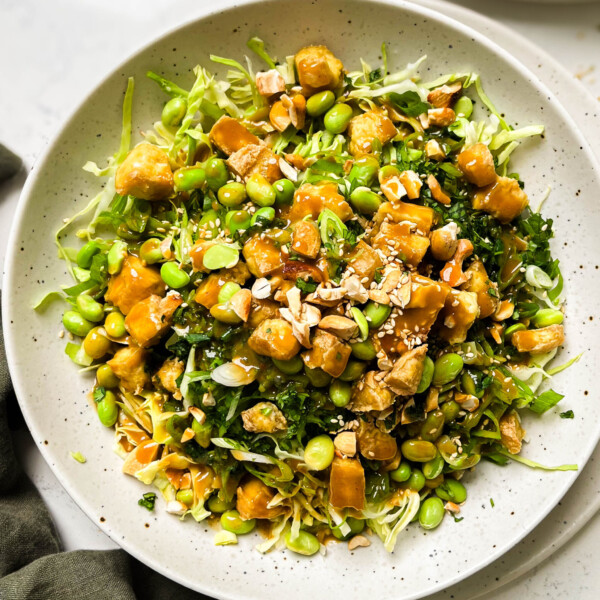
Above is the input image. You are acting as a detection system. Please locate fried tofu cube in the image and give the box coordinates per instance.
[500,410,525,454]
[248,318,301,361]
[125,292,183,348]
[461,260,499,319]
[236,477,285,520]
[105,255,166,315]
[291,220,321,259]
[348,110,397,156]
[329,456,365,510]
[302,329,351,378]
[511,324,564,354]
[115,143,174,201]
[356,420,397,461]
[226,143,282,183]
[373,199,435,235]
[372,221,430,267]
[437,289,479,344]
[473,176,528,223]
[208,115,260,156]
[107,346,149,393]
[399,170,423,200]
[457,143,497,187]
[247,298,281,328]
[350,371,395,412]
[286,182,353,223]
[242,235,283,278]
[256,69,286,96]
[241,401,287,433]
[156,357,185,395]
[427,82,462,109]
[384,345,428,395]
[295,45,344,94]
[345,240,383,284]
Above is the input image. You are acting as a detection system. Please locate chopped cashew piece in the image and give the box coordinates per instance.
[399,170,422,200]
[256,69,286,96]
[348,535,371,551]
[251,278,272,299]
[427,107,456,127]
[427,82,462,108]
[230,288,252,322]
[440,239,474,287]
[318,315,359,339]
[430,223,459,262]
[427,174,451,205]
[384,345,428,395]
[425,139,445,161]
[334,432,357,457]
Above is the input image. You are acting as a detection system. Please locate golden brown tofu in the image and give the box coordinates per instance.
[511,324,564,354]
[115,143,174,201]
[247,298,281,328]
[270,94,306,132]
[125,292,183,348]
[348,110,397,156]
[208,115,260,156]
[356,421,397,461]
[189,240,216,272]
[248,318,301,361]
[107,346,149,393]
[285,182,353,223]
[345,240,383,284]
[302,329,351,378]
[350,371,395,412]
[242,235,283,278]
[473,176,528,223]
[156,357,184,395]
[105,255,166,315]
[194,263,251,309]
[256,69,286,97]
[226,143,282,183]
[241,402,287,433]
[291,220,321,259]
[329,456,365,510]
[437,289,479,344]
[427,82,462,109]
[295,45,344,94]
[372,221,430,267]
[384,345,428,395]
[374,199,435,235]
[500,410,525,454]
[399,170,423,200]
[236,477,284,520]
[457,143,497,187]
[427,107,456,127]
[461,260,499,319]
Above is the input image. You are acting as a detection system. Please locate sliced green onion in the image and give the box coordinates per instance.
[525,265,553,289]
[350,307,369,341]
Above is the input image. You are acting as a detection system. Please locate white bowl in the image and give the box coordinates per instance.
[4,1,600,598]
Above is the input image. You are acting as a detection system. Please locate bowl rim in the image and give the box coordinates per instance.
[3,0,600,597]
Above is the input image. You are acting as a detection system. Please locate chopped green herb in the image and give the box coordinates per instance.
[138,492,157,511]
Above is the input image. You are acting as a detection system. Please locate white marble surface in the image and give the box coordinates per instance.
[1,0,599,597]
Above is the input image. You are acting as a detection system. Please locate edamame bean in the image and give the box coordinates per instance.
[304,435,335,471]
[273,356,304,375]
[208,495,236,513]
[338,360,366,382]
[532,308,564,328]
[210,302,242,324]
[349,187,383,215]
[104,311,126,338]
[174,166,206,191]
[198,209,219,239]
[273,178,295,205]
[246,173,276,207]
[251,206,275,226]
[420,410,445,442]
[401,440,437,462]
[62,310,94,337]
[453,96,473,118]
[324,103,353,134]
[218,182,247,207]
[97,390,118,427]
[348,156,379,188]
[140,238,164,264]
[419,497,445,530]
[424,473,445,489]
[205,157,228,191]
[435,478,467,503]
[350,307,369,341]
[390,461,412,483]
[378,165,401,185]
[161,97,187,128]
[440,400,461,424]
[218,282,242,304]
[83,327,112,359]
[351,339,377,361]
[76,294,104,322]
[226,210,252,235]
[161,261,191,289]
[221,510,255,535]
[364,301,391,329]
[97,364,119,388]
[76,241,101,269]
[176,489,194,506]
[329,379,352,407]
[107,241,128,275]
[401,469,425,492]
[332,516,365,541]
[432,353,464,387]
[306,90,335,117]
[416,356,435,394]
[203,245,240,270]
[285,530,320,556]
[423,452,444,480]
[304,367,332,387]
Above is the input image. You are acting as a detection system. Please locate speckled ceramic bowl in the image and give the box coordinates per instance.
[4,0,600,598]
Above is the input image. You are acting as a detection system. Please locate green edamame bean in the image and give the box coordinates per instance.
[192,420,212,448]
[203,245,239,270]
[324,103,353,134]
[423,452,444,480]
[364,301,391,329]
[329,379,352,407]
[378,165,401,185]
[351,339,377,361]
[175,489,193,506]
[104,312,126,338]
[338,360,366,382]
[332,517,365,541]
[97,364,119,388]
[204,157,229,191]
[390,461,412,483]
[435,478,467,503]
[348,156,379,188]
[246,173,276,207]
[400,469,425,492]
[251,206,275,226]
[174,166,206,191]
[420,410,445,442]
[76,241,101,269]
[140,238,164,265]
[76,294,104,323]
[401,440,437,463]
[419,497,445,530]
[218,182,247,207]
[161,97,187,128]
[210,302,242,324]
[349,187,383,215]
[226,210,252,235]
[160,261,190,289]
[218,282,242,304]
[208,495,236,513]
[532,308,564,328]
[304,367,332,387]
[273,178,295,205]
[416,356,435,394]
[198,209,219,239]
[304,435,335,471]
[453,96,473,118]
[285,530,320,556]
[273,356,304,375]
[441,400,461,424]
[107,241,128,275]
[83,327,111,359]
[432,353,464,387]
[62,310,94,337]
[221,510,255,535]
[306,90,336,117]
[97,390,118,427]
